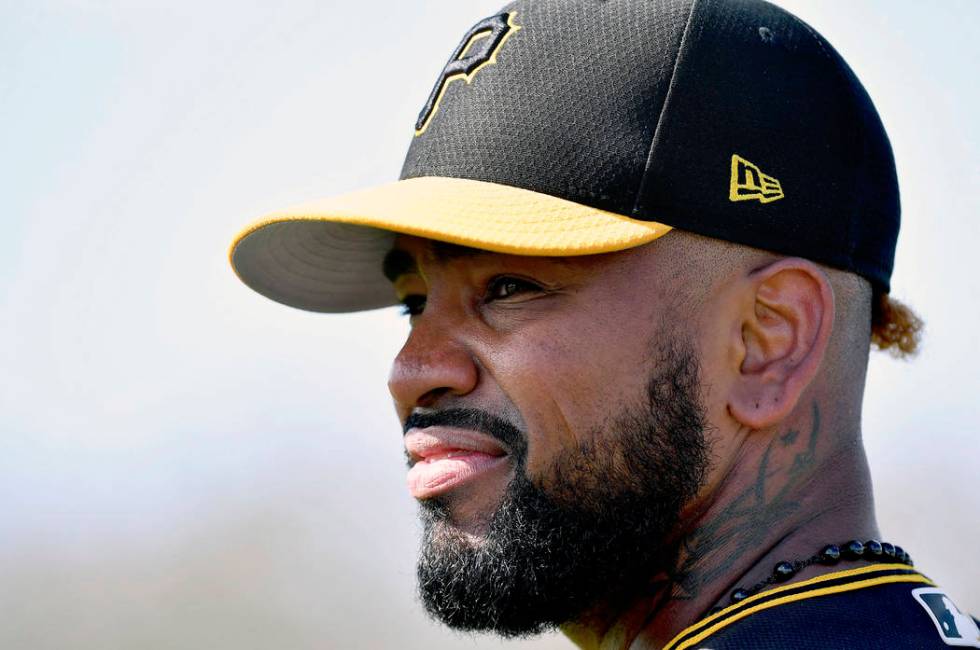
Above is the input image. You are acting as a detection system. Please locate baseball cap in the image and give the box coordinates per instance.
[229,0,900,313]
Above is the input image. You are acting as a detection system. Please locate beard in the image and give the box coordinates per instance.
[411,336,711,637]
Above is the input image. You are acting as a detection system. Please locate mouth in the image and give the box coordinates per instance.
[405,426,510,500]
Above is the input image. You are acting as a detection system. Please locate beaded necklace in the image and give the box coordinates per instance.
[707,539,912,616]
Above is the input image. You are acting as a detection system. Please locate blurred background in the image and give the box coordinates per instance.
[1,1,977,648]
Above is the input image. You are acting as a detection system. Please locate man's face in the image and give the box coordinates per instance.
[386,235,711,635]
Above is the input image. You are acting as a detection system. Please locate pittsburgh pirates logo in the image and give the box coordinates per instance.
[729,154,785,204]
[414,12,521,136]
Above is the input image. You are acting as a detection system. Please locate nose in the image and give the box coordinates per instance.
[387,314,479,418]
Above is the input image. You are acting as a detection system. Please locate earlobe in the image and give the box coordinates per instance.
[728,259,835,430]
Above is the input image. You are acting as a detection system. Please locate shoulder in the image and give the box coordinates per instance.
[664,565,980,650]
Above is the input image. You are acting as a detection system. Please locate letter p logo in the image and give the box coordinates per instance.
[415,12,521,136]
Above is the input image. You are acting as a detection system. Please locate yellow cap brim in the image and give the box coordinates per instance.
[229,176,673,312]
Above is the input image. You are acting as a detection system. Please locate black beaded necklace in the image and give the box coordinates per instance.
[711,539,912,615]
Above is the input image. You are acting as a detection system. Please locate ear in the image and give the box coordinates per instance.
[728,258,835,430]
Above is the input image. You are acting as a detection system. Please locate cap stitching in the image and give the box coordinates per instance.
[791,13,864,270]
[789,13,832,62]
[631,0,699,217]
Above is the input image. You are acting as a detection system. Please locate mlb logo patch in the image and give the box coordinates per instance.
[912,587,980,647]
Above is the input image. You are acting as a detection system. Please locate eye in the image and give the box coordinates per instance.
[485,276,542,302]
[398,294,426,317]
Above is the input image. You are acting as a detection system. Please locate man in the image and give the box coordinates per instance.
[229,0,977,647]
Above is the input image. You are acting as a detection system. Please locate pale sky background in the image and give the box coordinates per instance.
[1,1,977,648]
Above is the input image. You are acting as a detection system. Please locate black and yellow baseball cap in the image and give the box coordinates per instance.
[230,0,900,313]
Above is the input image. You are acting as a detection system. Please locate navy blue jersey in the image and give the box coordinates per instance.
[664,564,979,649]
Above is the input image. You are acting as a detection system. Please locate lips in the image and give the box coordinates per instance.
[405,427,509,499]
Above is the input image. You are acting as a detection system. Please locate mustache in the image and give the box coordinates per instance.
[403,408,526,454]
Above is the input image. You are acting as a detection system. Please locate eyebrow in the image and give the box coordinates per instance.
[381,241,491,282]
[381,240,578,283]
[382,249,416,283]
[430,240,489,263]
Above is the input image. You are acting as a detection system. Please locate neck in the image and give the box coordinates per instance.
[561,401,878,650]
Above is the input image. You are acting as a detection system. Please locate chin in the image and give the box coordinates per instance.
[422,495,499,541]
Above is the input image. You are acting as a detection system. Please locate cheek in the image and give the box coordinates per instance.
[487,323,653,478]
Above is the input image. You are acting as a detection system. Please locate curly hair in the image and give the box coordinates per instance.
[871,290,923,357]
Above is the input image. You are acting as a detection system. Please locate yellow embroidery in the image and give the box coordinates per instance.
[730,154,785,204]
[663,565,930,650]
[415,13,521,137]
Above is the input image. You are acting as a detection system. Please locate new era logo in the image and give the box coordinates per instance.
[730,154,784,204]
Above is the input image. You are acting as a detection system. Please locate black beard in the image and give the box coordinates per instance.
[413,338,711,637]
